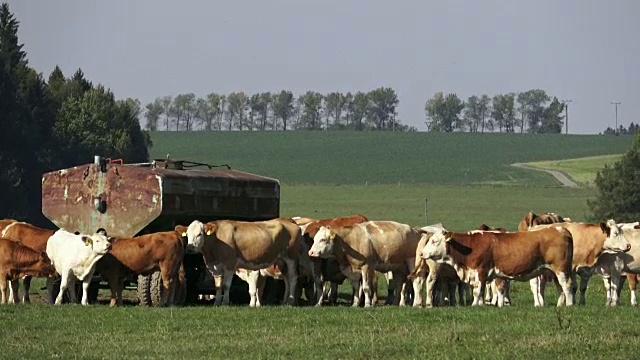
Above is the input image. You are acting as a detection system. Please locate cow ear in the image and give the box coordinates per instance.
[175,225,187,236]
[108,236,116,243]
[82,236,93,246]
[444,231,453,242]
[599,222,611,236]
[205,223,216,236]
[328,229,336,241]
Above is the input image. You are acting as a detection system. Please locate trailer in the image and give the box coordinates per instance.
[41,156,281,305]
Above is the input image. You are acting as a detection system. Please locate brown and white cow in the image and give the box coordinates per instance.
[308,221,426,307]
[0,238,56,304]
[517,212,572,306]
[186,218,300,306]
[0,221,56,303]
[530,221,631,306]
[94,231,184,307]
[420,225,576,307]
[297,214,369,306]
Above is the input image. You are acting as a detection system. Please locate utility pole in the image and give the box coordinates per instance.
[562,99,572,134]
[611,101,621,134]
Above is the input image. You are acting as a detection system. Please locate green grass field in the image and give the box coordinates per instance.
[2,132,635,359]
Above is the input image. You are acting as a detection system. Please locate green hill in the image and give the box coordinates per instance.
[149,131,631,186]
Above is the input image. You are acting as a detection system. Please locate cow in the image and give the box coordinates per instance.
[517,211,572,306]
[46,229,112,305]
[308,221,426,308]
[186,218,300,307]
[0,221,56,303]
[530,221,631,306]
[0,238,56,304]
[420,225,576,307]
[592,221,640,306]
[296,214,369,306]
[94,231,184,307]
[517,211,571,232]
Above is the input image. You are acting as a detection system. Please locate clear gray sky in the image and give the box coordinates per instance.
[9,0,639,133]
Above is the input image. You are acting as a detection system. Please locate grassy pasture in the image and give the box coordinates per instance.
[149,131,632,186]
[3,132,634,359]
[524,154,623,187]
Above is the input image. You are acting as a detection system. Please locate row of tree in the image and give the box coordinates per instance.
[603,123,640,135]
[144,88,569,134]
[0,3,150,223]
[425,89,566,133]
[144,88,409,132]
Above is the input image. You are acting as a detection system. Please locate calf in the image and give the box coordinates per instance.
[297,214,369,306]
[46,230,112,305]
[0,221,55,303]
[94,231,184,307]
[186,218,300,306]
[420,225,576,307]
[0,238,56,304]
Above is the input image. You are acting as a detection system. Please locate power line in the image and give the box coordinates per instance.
[562,99,572,134]
[611,101,621,133]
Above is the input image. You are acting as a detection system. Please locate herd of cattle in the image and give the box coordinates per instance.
[0,211,639,308]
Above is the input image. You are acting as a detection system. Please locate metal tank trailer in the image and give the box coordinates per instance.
[41,156,281,305]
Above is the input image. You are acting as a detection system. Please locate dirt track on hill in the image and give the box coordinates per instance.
[511,163,579,188]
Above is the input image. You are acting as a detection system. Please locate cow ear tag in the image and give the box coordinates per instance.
[206,230,212,236]
[329,231,336,241]
[181,232,187,237]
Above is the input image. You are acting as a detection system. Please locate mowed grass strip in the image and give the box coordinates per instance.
[524,154,623,187]
[149,131,632,186]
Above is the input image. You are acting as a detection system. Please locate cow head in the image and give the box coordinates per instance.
[82,232,111,254]
[601,219,632,253]
[308,226,336,258]
[38,252,57,277]
[420,227,452,261]
[186,220,210,253]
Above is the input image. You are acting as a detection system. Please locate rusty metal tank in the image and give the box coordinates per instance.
[41,156,280,237]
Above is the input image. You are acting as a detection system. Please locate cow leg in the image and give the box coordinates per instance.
[283,258,298,305]
[530,277,544,307]
[504,280,512,305]
[159,269,176,307]
[22,276,32,304]
[81,278,92,306]
[56,272,71,305]
[328,281,339,305]
[610,273,621,307]
[360,266,375,307]
[472,276,486,306]
[494,279,505,307]
[350,277,362,307]
[630,274,638,306]
[578,274,589,305]
[424,270,437,308]
[602,275,613,306]
[247,270,261,307]
[105,271,120,307]
[9,280,20,304]
[412,272,425,308]
[555,272,574,307]
[0,278,7,304]
[313,277,324,306]
[220,271,234,306]
[213,274,224,305]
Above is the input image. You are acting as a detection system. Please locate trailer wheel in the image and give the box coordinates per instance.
[137,274,153,306]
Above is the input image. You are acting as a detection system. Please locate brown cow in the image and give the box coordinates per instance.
[530,221,631,306]
[0,238,56,304]
[420,225,576,307]
[94,231,184,307]
[308,221,426,307]
[186,218,301,306]
[0,221,56,303]
[297,214,369,306]
[517,211,570,232]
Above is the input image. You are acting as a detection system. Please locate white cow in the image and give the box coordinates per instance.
[46,230,112,305]
[596,221,640,306]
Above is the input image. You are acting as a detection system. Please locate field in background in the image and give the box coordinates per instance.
[524,154,623,187]
[149,131,632,186]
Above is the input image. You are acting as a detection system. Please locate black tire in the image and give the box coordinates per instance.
[149,271,164,306]
[137,274,152,306]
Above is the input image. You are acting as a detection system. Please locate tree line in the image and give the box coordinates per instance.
[144,88,572,134]
[0,4,150,223]
[144,88,411,132]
